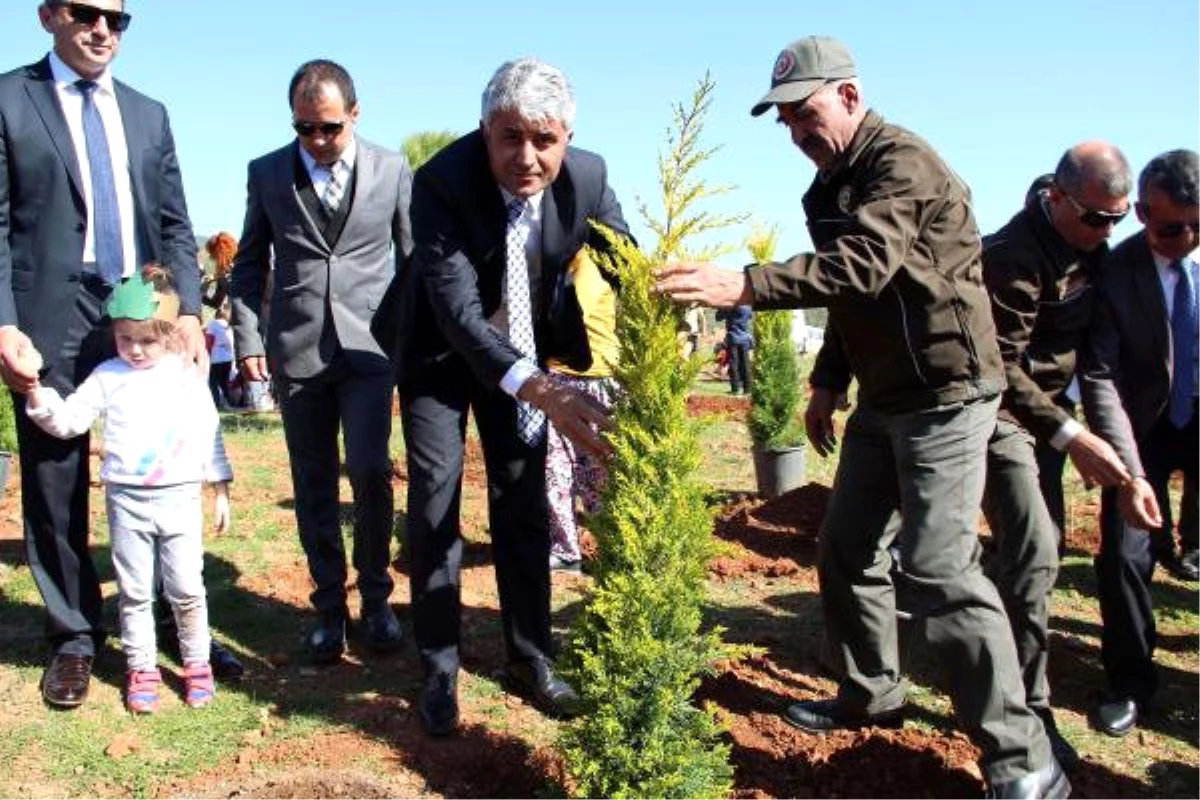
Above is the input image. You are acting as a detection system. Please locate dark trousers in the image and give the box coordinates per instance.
[982,420,1061,711]
[726,341,752,393]
[208,361,232,408]
[1096,408,1198,703]
[17,277,113,657]
[277,359,395,616]
[401,357,553,678]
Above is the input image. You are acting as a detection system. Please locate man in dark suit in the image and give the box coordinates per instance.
[229,59,412,666]
[386,57,628,736]
[1081,148,1199,737]
[0,0,206,709]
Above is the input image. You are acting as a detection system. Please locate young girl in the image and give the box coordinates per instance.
[26,266,233,714]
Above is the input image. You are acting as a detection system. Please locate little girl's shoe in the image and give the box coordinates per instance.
[126,668,162,714]
[184,662,216,708]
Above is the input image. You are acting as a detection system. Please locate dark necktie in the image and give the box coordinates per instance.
[505,198,545,445]
[76,79,124,285]
[1169,258,1198,427]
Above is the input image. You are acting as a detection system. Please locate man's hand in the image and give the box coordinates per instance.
[1066,429,1131,489]
[176,315,210,377]
[0,325,40,393]
[654,262,753,308]
[518,372,614,459]
[238,355,271,383]
[804,386,839,458]
[211,482,231,534]
[1118,476,1163,530]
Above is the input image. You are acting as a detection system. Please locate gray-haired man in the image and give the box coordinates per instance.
[384,58,629,736]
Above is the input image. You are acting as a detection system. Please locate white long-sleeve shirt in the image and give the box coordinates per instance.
[27,354,233,487]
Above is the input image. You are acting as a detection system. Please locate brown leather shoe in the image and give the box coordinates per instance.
[41,653,93,708]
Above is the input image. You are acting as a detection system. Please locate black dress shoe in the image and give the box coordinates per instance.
[1175,548,1199,581]
[986,755,1070,799]
[361,604,404,654]
[505,657,581,718]
[419,671,460,736]
[1094,696,1138,738]
[210,639,245,680]
[1033,707,1079,771]
[782,697,906,733]
[42,653,93,709]
[308,610,347,665]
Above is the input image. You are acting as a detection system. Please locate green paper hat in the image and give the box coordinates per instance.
[107,275,180,322]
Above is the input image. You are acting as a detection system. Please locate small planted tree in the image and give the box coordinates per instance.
[559,75,746,799]
[401,130,458,170]
[746,229,805,496]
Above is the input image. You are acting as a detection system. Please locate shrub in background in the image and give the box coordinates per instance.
[559,75,746,799]
[746,229,804,450]
[0,390,18,454]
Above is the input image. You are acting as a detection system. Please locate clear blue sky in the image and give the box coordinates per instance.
[9,1,1199,261]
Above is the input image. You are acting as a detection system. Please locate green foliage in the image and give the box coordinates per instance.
[0,389,18,453]
[559,74,739,800]
[746,228,804,449]
[401,130,458,170]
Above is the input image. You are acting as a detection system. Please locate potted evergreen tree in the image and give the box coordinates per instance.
[746,228,805,498]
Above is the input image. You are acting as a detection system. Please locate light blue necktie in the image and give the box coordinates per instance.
[505,199,545,445]
[1169,258,1198,428]
[76,79,124,285]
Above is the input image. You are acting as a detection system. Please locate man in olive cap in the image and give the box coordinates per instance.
[657,35,1067,798]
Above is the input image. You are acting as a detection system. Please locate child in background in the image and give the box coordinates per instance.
[26,266,233,714]
[205,300,236,410]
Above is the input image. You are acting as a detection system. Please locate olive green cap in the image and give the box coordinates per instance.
[751,36,857,117]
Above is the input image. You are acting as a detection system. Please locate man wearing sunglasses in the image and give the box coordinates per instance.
[1081,149,1199,738]
[228,59,413,667]
[0,1,209,709]
[980,141,1143,771]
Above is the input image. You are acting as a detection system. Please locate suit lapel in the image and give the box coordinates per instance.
[23,59,85,201]
[540,171,576,295]
[285,143,330,252]
[335,140,372,250]
[1131,235,1170,359]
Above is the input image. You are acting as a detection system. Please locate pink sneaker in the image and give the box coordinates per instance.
[126,669,162,714]
[184,662,216,708]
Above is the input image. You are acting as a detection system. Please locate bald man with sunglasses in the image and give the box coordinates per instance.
[979,141,1145,771]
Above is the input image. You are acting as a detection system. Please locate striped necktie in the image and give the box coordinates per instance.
[323,159,347,212]
[505,198,545,445]
[76,79,124,285]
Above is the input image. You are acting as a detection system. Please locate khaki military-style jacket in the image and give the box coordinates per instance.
[747,110,1004,413]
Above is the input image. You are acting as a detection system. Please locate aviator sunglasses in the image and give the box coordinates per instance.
[1061,191,1128,229]
[292,120,347,138]
[53,2,132,33]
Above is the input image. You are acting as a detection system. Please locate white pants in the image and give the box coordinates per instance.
[107,483,209,672]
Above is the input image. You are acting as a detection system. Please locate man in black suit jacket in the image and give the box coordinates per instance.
[386,57,628,736]
[0,1,206,708]
[1081,149,1199,737]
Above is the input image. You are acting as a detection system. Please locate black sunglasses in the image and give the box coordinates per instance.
[54,2,132,33]
[292,120,346,138]
[1062,192,1128,229]
[1154,221,1200,239]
